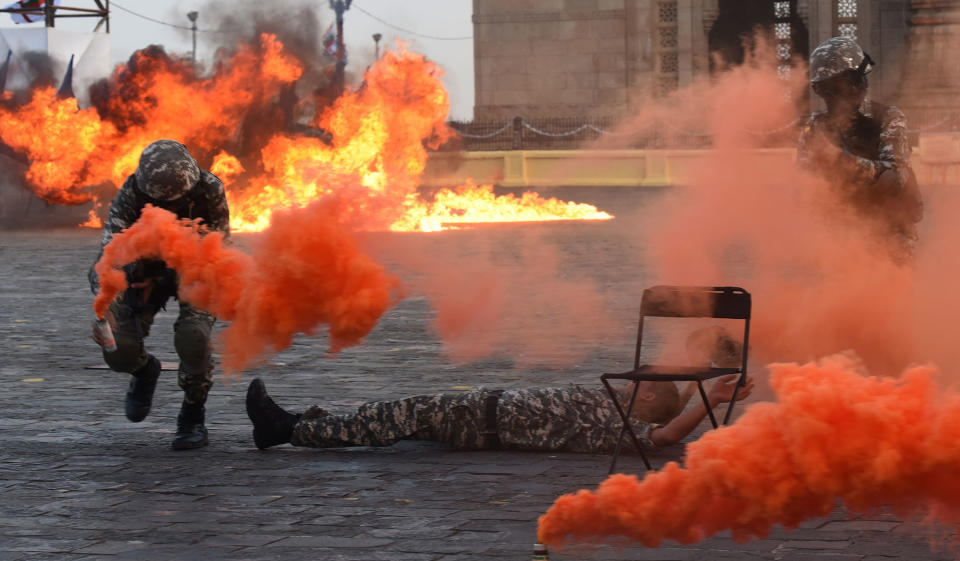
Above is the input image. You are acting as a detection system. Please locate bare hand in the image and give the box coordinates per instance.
[707,374,754,407]
[91,309,116,349]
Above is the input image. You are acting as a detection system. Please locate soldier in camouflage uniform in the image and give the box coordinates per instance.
[89,139,230,451]
[245,372,753,453]
[797,37,923,259]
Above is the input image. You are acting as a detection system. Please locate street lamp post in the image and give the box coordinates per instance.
[372,32,382,60]
[329,0,352,95]
[187,11,199,64]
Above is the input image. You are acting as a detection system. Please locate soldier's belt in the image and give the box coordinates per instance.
[482,390,503,450]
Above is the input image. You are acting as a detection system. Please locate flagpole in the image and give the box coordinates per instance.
[329,0,352,96]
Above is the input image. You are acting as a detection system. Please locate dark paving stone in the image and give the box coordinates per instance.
[0,227,950,560]
[820,520,901,532]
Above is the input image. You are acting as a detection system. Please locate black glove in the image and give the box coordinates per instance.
[122,259,178,313]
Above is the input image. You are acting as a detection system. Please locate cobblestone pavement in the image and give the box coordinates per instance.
[1,190,956,560]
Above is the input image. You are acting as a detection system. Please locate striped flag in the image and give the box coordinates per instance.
[4,0,61,24]
[322,22,347,63]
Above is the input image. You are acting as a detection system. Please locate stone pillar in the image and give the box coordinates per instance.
[677,0,694,86]
[693,0,720,76]
[628,0,655,104]
[626,0,659,104]
[805,0,835,48]
[897,0,960,128]
[868,0,910,102]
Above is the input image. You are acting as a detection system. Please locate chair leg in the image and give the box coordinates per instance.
[697,381,719,429]
[604,380,652,474]
[722,375,745,425]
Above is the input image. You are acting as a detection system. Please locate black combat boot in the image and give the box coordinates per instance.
[125,356,161,422]
[172,401,208,450]
[246,378,301,450]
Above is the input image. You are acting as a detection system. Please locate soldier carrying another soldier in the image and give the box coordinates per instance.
[797,36,923,260]
[89,139,230,450]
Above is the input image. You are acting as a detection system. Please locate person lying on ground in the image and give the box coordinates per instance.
[245,327,753,454]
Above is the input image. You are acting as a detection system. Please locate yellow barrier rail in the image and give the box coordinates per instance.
[423,149,793,188]
[424,141,960,188]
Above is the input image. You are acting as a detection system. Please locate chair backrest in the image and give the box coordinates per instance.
[634,285,751,370]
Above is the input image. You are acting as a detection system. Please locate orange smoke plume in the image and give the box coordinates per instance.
[93,204,397,372]
[589,38,939,375]
[538,354,960,548]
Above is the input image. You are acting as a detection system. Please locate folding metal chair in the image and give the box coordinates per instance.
[601,285,751,474]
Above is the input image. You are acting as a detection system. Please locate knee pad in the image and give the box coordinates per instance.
[104,335,148,373]
[174,322,212,367]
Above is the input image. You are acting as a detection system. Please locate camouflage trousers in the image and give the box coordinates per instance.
[291,390,492,450]
[102,298,215,405]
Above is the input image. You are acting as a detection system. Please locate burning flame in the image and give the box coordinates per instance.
[226,47,613,233]
[79,200,103,228]
[394,181,614,232]
[0,87,111,205]
[0,34,302,206]
[0,35,611,232]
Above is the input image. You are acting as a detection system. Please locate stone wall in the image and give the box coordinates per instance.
[897,0,960,127]
[472,1,953,125]
[472,0,635,119]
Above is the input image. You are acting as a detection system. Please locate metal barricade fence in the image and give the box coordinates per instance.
[443,117,792,151]
[442,113,960,152]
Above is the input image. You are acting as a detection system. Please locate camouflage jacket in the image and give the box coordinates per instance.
[796,100,910,187]
[496,385,657,454]
[88,169,230,294]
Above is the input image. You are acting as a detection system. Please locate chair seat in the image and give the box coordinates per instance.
[602,365,741,382]
[601,285,751,474]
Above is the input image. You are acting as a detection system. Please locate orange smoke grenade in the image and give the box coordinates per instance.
[93,204,398,372]
[538,355,960,548]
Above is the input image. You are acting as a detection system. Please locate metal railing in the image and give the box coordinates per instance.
[443,116,798,151]
[442,112,960,152]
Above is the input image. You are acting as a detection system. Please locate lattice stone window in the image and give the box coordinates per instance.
[772,1,795,86]
[838,23,857,39]
[838,0,857,18]
[774,1,790,19]
[658,75,679,96]
[774,22,791,40]
[660,52,679,73]
[776,43,791,61]
[658,1,677,23]
[655,0,679,97]
[659,28,677,49]
[835,0,857,39]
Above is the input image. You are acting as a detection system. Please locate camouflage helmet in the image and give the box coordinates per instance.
[809,37,874,84]
[134,140,201,202]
